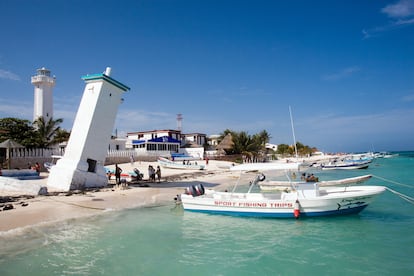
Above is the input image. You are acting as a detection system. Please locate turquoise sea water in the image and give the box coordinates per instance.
[1,152,413,275]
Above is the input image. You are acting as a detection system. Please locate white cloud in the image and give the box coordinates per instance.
[270,108,412,152]
[298,108,414,146]
[362,25,389,39]
[396,17,414,25]
[0,69,20,81]
[114,109,176,134]
[0,98,32,118]
[401,93,414,102]
[321,66,361,81]
[363,0,414,39]
[382,0,414,18]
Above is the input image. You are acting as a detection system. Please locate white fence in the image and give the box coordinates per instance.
[6,148,174,159]
[5,148,205,168]
[107,149,172,158]
[2,147,233,170]
[9,148,63,158]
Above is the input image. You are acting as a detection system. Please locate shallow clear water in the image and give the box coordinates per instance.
[1,152,413,275]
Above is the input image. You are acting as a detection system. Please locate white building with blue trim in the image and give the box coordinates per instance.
[125,129,206,159]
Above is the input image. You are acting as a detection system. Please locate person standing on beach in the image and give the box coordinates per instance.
[34,162,41,175]
[115,164,122,185]
[148,165,155,182]
[130,154,135,166]
[156,166,161,182]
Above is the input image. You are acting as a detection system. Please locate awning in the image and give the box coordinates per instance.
[132,140,146,145]
[131,136,181,145]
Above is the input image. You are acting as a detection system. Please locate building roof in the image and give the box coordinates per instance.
[127,129,181,135]
[216,133,234,150]
[81,73,130,92]
[183,132,207,136]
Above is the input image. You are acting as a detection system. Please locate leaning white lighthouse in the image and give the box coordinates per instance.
[47,67,130,191]
[31,67,56,122]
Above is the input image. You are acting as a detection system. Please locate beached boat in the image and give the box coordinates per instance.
[178,163,385,218]
[0,169,39,179]
[259,174,372,191]
[104,167,143,182]
[158,157,205,170]
[105,170,131,181]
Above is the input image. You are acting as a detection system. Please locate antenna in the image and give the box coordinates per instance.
[177,114,183,132]
[289,106,298,159]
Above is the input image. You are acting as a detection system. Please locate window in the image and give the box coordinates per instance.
[87,158,97,173]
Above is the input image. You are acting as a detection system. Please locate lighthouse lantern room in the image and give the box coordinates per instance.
[31,67,56,122]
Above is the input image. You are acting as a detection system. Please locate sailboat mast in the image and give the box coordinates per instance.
[289,105,298,159]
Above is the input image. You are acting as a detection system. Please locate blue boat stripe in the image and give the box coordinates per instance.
[184,205,368,218]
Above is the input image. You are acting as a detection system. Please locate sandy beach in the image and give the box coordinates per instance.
[0,155,339,233]
[0,160,239,232]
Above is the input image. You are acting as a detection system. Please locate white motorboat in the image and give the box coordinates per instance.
[158,157,205,170]
[178,163,385,218]
[320,160,370,170]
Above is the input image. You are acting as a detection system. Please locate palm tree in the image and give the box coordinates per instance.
[53,128,71,144]
[254,130,271,154]
[32,116,63,148]
[221,130,264,162]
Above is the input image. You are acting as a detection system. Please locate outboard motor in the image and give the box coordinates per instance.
[258,173,266,182]
[185,185,196,196]
[185,184,205,197]
[254,173,266,184]
[194,183,205,196]
[133,168,143,181]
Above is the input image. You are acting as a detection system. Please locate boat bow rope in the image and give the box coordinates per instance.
[371,174,414,205]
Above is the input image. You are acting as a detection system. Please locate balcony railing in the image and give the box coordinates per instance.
[31,75,55,85]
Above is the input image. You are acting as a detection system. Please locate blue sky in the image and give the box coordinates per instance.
[0,0,413,153]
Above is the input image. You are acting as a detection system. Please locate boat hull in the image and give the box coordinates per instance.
[158,157,205,170]
[180,186,385,218]
[321,162,370,170]
[184,205,369,218]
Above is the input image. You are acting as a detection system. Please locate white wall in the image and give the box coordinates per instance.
[179,147,204,160]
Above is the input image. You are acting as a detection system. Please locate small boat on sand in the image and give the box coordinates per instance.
[158,157,205,170]
[104,168,133,182]
[178,163,384,218]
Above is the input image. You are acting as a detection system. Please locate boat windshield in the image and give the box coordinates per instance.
[231,171,267,194]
